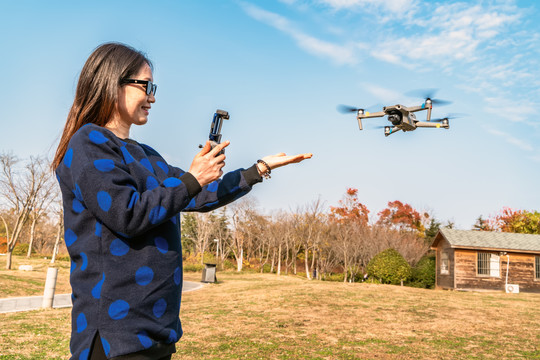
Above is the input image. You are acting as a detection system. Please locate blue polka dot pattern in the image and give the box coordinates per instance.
[71,260,77,273]
[156,161,169,174]
[186,198,196,209]
[153,298,167,318]
[207,181,218,192]
[101,337,110,356]
[135,266,154,286]
[146,176,159,190]
[154,237,168,254]
[80,253,88,271]
[92,273,105,299]
[97,191,112,212]
[94,159,115,172]
[167,329,178,344]
[204,200,219,208]
[174,267,181,285]
[170,216,178,225]
[128,192,139,209]
[140,158,154,173]
[108,300,130,320]
[89,130,109,144]
[73,199,85,214]
[149,206,167,224]
[64,148,73,168]
[110,239,129,256]
[137,331,153,349]
[95,221,102,237]
[76,313,87,333]
[73,184,83,202]
[121,146,134,164]
[79,348,90,360]
[163,177,182,188]
[65,229,78,247]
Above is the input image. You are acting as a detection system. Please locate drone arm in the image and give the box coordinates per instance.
[358,111,386,119]
[356,111,385,131]
[385,126,401,137]
[415,121,448,129]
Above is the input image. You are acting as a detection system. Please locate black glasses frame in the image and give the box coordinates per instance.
[121,79,157,96]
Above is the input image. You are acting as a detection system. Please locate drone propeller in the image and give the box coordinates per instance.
[406,88,452,106]
[431,113,464,122]
[336,104,362,114]
[337,104,383,114]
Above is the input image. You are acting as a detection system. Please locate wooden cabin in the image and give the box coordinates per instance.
[431,228,540,293]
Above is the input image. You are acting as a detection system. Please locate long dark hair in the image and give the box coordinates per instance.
[52,42,152,169]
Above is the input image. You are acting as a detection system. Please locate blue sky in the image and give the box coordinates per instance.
[1,0,539,229]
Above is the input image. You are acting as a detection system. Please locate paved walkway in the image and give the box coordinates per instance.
[0,281,203,314]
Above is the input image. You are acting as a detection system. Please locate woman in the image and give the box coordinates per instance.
[53,42,311,360]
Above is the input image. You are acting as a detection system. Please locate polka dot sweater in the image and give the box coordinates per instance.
[56,124,262,359]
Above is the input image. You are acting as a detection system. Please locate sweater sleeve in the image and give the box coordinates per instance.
[66,127,201,237]
[182,164,262,212]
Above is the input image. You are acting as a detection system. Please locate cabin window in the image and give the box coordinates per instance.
[477,252,500,277]
[441,252,449,275]
[534,256,540,280]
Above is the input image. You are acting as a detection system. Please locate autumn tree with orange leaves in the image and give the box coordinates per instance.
[376,200,429,235]
[485,207,540,234]
[329,188,370,225]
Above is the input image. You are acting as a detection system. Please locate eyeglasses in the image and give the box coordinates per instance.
[121,79,157,96]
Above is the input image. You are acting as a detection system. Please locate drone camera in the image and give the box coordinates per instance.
[388,112,402,126]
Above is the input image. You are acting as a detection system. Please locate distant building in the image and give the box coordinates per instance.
[431,228,540,293]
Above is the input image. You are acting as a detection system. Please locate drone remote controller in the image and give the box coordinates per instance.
[199,109,229,155]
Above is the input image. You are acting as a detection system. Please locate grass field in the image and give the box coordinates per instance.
[1,256,539,359]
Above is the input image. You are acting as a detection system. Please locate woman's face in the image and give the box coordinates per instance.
[114,63,156,129]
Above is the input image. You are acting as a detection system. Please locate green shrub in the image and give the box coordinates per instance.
[183,263,204,272]
[12,243,30,256]
[222,260,236,270]
[322,273,345,282]
[408,254,435,289]
[261,263,272,273]
[367,248,412,285]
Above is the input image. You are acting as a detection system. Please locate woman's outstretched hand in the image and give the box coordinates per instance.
[257,152,313,176]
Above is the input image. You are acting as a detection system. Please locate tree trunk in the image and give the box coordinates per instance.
[50,222,62,264]
[6,250,13,270]
[343,251,348,283]
[277,243,282,276]
[304,244,311,280]
[236,247,243,272]
[27,216,38,258]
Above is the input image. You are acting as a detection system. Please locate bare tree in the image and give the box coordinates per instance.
[50,203,64,264]
[26,171,58,257]
[229,197,259,272]
[0,153,54,269]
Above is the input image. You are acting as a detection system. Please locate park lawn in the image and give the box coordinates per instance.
[0,255,72,298]
[0,258,538,359]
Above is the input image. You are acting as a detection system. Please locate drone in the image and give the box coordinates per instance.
[338,90,454,137]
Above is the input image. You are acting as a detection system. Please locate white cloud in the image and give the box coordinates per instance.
[241,3,357,65]
[530,154,540,163]
[484,97,537,125]
[486,128,533,152]
[362,83,403,103]
[317,0,418,14]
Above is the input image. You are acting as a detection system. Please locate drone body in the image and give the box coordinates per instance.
[339,92,452,136]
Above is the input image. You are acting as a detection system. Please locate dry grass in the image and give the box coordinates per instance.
[1,258,539,359]
[0,255,71,298]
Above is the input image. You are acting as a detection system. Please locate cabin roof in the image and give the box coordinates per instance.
[431,228,540,253]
